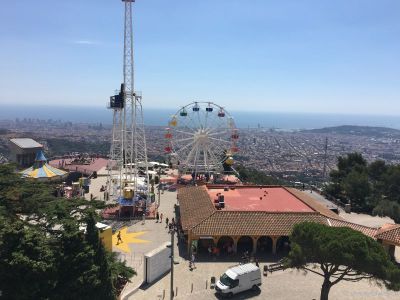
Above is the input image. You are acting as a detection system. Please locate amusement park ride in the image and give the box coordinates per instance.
[106,1,239,198]
[107,0,150,206]
[165,102,239,182]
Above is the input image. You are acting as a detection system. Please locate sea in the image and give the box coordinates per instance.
[1,104,400,130]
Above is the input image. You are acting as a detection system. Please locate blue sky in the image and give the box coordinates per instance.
[1,0,400,115]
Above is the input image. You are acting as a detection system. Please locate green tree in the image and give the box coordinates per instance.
[85,211,100,249]
[236,164,282,185]
[368,160,388,183]
[342,170,371,210]
[286,222,400,300]
[54,220,101,300]
[85,211,115,299]
[382,165,400,204]
[0,219,56,299]
[0,164,135,299]
[337,152,367,176]
[373,200,400,223]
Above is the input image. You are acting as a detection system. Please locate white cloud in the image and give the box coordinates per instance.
[72,40,98,45]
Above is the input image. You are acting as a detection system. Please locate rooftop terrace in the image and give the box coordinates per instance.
[206,186,314,213]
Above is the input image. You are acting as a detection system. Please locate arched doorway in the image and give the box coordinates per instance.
[257,236,273,253]
[276,236,291,255]
[217,236,234,255]
[237,236,253,254]
[197,238,214,254]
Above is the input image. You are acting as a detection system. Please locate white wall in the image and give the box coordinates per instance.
[144,241,171,284]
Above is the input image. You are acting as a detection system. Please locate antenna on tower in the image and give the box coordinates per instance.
[107,0,150,206]
[322,137,328,180]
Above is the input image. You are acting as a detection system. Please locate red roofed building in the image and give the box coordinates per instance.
[177,185,399,260]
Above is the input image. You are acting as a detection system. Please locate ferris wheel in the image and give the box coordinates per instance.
[164,102,239,176]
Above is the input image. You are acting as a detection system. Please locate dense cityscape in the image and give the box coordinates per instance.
[2,118,400,185]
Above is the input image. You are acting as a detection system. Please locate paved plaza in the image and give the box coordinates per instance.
[131,261,400,300]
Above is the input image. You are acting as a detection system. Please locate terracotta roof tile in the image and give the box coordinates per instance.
[191,211,327,237]
[178,186,215,231]
[285,188,341,219]
[327,218,379,238]
[375,224,400,245]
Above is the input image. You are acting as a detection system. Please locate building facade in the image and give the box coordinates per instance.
[9,138,43,167]
[178,185,399,260]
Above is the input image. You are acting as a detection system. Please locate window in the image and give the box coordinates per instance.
[231,279,239,287]
[220,274,233,286]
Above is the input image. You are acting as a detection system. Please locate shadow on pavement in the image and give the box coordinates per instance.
[138,270,170,291]
[214,286,262,299]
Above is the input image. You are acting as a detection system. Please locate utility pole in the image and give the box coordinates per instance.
[158,167,161,207]
[170,231,174,299]
[322,137,328,180]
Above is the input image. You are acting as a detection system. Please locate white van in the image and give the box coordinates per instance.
[216,263,261,297]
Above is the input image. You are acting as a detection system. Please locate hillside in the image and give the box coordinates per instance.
[301,125,400,138]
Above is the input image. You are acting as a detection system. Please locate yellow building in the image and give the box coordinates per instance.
[96,222,113,251]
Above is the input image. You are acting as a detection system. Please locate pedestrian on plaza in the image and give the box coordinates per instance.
[255,258,259,267]
[242,250,249,263]
[160,213,163,223]
[165,217,169,228]
[116,231,123,245]
[156,211,159,223]
[191,253,196,269]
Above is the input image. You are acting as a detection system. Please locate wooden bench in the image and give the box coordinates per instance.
[265,260,285,274]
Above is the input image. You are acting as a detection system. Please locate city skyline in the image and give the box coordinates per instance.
[1,0,400,115]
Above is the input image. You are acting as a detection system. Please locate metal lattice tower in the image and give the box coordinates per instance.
[107,0,149,199]
[107,85,124,197]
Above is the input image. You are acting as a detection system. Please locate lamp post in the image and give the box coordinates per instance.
[157,167,161,207]
[170,230,174,299]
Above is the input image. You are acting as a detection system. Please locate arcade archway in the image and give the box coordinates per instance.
[237,236,253,254]
[257,236,273,253]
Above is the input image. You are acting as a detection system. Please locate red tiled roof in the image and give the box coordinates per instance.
[179,186,400,245]
[327,218,379,238]
[191,211,327,237]
[285,188,341,219]
[49,158,109,174]
[178,186,215,231]
[375,224,400,246]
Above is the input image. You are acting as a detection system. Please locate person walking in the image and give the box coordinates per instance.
[160,213,163,223]
[165,217,169,228]
[116,231,123,245]
[156,211,159,223]
[191,253,196,269]
[168,222,173,234]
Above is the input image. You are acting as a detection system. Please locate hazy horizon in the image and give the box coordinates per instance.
[1,104,400,130]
